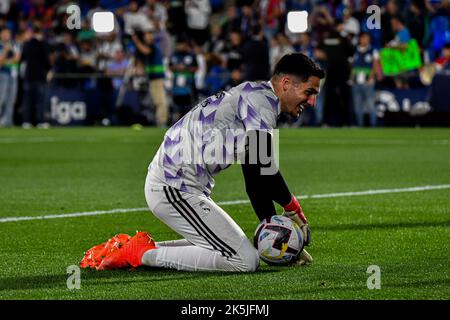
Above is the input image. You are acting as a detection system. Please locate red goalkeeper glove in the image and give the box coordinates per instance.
[283,194,311,246]
[283,194,307,224]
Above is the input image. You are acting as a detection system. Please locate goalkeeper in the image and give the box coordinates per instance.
[81,53,324,272]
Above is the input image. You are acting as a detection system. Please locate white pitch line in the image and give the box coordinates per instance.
[0,208,148,223]
[1,184,449,223]
[0,137,103,144]
[302,184,450,199]
[0,137,62,144]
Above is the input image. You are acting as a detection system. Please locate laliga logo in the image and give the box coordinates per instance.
[51,96,87,125]
[66,4,114,33]
[376,91,431,117]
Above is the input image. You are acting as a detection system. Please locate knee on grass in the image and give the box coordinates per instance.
[231,241,260,272]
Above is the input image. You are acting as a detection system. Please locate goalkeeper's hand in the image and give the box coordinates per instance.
[282,194,311,246]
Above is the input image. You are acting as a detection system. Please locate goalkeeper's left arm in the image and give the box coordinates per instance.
[241,130,310,245]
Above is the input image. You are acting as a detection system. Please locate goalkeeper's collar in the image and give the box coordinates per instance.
[268,80,281,116]
[268,80,275,92]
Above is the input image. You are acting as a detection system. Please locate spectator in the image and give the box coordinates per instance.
[194,44,207,94]
[223,30,244,71]
[132,31,169,127]
[77,31,97,74]
[270,32,294,73]
[312,47,327,126]
[242,24,270,81]
[220,5,240,39]
[96,33,123,72]
[210,0,225,13]
[425,0,450,60]
[106,48,129,90]
[434,42,450,71]
[52,0,76,35]
[407,0,428,47]
[95,33,120,126]
[285,0,312,16]
[139,0,169,31]
[153,25,173,61]
[259,0,284,40]
[144,3,173,60]
[20,26,52,128]
[352,0,370,21]
[185,0,211,46]
[310,5,335,45]
[0,26,20,127]
[53,31,79,88]
[166,0,187,35]
[352,32,378,127]
[99,0,129,11]
[428,43,450,125]
[60,31,79,60]
[122,0,154,35]
[204,53,228,95]
[381,0,400,46]
[388,15,412,49]
[388,15,412,89]
[205,24,226,55]
[0,0,443,128]
[28,0,54,30]
[293,33,314,59]
[239,5,259,41]
[169,37,198,122]
[318,23,354,127]
[235,0,254,8]
[0,0,11,16]
[341,5,360,46]
[222,68,243,91]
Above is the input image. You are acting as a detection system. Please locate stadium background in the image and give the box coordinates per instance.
[0,0,449,128]
[0,0,449,300]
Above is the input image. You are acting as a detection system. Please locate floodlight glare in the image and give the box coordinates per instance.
[92,12,114,33]
[287,11,308,33]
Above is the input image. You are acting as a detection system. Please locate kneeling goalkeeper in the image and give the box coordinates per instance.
[83,53,324,272]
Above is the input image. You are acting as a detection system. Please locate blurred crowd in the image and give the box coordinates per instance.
[0,0,449,128]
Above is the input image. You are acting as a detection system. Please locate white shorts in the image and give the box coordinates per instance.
[143,173,259,272]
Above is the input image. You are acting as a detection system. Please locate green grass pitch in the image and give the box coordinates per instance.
[0,127,449,299]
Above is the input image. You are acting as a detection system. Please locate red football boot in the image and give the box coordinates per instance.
[97,231,156,270]
[80,234,132,269]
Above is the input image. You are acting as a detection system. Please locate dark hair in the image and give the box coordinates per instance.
[251,24,262,36]
[176,34,189,44]
[32,25,42,34]
[272,53,325,82]
[411,0,426,9]
[444,42,450,50]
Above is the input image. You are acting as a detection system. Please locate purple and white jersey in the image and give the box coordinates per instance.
[148,81,281,197]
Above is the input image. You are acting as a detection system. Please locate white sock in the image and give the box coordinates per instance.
[156,239,193,247]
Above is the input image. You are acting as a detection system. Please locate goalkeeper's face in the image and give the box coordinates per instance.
[279,75,320,118]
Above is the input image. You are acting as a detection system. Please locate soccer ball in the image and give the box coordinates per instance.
[253,215,304,266]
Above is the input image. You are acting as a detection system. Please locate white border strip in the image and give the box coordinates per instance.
[1,184,449,223]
